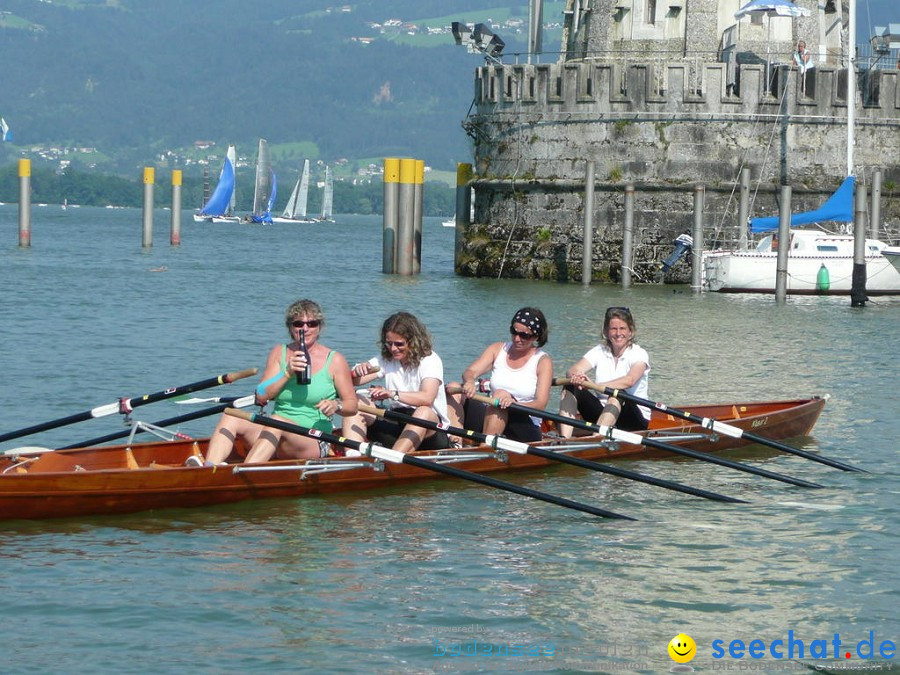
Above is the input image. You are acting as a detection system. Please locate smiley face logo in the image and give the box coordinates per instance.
[668,633,696,664]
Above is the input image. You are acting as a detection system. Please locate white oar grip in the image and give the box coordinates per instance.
[91,402,121,417]
[367,444,405,464]
[708,419,744,438]
[608,428,644,445]
[488,435,529,455]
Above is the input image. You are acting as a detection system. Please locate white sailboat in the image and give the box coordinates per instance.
[272,159,316,224]
[194,145,240,223]
[701,0,900,296]
[244,139,276,224]
[315,166,334,223]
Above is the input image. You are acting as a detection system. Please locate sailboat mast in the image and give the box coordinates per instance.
[847,0,856,177]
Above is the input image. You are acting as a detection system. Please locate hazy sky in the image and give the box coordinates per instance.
[854,0,897,38]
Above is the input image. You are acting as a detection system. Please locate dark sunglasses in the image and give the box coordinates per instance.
[384,340,407,348]
[292,319,321,328]
[509,328,535,340]
[605,306,631,316]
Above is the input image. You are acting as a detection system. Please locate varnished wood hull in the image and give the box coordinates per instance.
[0,397,827,521]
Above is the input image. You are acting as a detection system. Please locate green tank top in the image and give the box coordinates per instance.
[273,346,337,432]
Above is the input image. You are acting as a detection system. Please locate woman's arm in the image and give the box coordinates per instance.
[514,354,553,411]
[394,376,440,409]
[322,351,359,417]
[254,344,290,404]
[460,343,502,396]
[565,356,593,385]
[597,361,647,391]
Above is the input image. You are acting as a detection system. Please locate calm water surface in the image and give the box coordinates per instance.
[1,206,898,673]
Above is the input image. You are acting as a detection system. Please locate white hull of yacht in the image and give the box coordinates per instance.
[704,231,900,295]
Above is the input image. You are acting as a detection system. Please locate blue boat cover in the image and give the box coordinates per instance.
[750,176,854,233]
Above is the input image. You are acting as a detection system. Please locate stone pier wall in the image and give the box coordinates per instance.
[457,59,900,281]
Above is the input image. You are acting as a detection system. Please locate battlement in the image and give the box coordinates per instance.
[474,61,900,122]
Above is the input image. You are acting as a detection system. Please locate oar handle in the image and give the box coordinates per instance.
[225,368,259,383]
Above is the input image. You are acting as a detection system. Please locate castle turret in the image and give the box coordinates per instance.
[457,0,899,282]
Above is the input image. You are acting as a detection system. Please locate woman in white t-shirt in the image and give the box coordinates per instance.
[447,307,553,443]
[558,306,650,437]
[342,311,450,453]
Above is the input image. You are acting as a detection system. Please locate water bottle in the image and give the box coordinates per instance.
[296,331,311,385]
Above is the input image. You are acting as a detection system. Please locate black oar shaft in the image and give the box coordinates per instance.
[0,368,257,445]
[365,404,745,504]
[553,377,864,473]
[225,409,634,520]
[57,397,245,450]
[470,394,823,489]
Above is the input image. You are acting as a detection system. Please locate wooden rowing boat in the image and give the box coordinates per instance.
[0,397,826,521]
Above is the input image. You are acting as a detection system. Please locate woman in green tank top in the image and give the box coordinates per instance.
[205,299,357,464]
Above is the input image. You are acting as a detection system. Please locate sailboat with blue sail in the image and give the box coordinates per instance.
[244,139,276,224]
[194,145,239,223]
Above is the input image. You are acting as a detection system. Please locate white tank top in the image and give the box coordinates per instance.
[490,342,546,403]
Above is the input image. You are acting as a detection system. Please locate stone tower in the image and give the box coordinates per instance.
[456,0,899,282]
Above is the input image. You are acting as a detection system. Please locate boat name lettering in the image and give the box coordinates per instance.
[751,417,768,428]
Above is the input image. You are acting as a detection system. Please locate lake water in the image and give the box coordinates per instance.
[1,206,898,674]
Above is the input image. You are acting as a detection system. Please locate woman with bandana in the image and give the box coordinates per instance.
[446,307,553,443]
[557,306,650,437]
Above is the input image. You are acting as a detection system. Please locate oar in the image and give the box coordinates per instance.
[56,395,254,450]
[0,368,258,445]
[554,378,865,473]
[359,403,746,504]
[224,408,634,521]
[467,393,824,489]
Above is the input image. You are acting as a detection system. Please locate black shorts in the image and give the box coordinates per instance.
[368,407,450,450]
[461,399,543,443]
[563,385,649,432]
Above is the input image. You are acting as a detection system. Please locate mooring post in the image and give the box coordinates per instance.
[18,159,31,248]
[582,160,595,286]
[383,158,399,274]
[454,163,473,271]
[738,168,751,250]
[775,185,791,303]
[691,184,705,293]
[413,159,424,275]
[142,167,154,249]
[396,158,416,276]
[870,169,882,242]
[170,170,182,246]
[851,181,868,307]
[622,183,634,288]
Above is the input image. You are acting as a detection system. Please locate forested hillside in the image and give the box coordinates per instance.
[0,0,552,179]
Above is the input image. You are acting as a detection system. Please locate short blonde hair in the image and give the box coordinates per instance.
[284,299,325,334]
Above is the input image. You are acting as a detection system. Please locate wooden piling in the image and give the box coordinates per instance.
[170,170,182,246]
[582,161,595,286]
[775,185,791,303]
[851,181,868,307]
[691,185,704,293]
[622,182,634,288]
[383,158,399,274]
[142,167,155,249]
[18,159,31,248]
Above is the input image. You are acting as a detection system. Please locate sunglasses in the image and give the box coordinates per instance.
[605,306,631,316]
[384,340,407,348]
[510,328,535,340]
[291,319,321,328]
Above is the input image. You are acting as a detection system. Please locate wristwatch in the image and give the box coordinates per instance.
[391,390,400,401]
